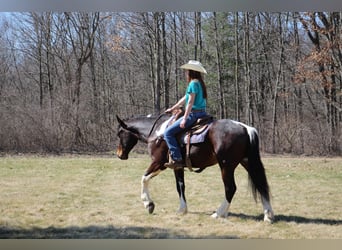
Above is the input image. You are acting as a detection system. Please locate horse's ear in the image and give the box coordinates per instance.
[116,115,128,129]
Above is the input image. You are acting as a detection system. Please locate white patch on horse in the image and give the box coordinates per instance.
[141,170,161,208]
[156,116,175,137]
[211,199,230,218]
[232,120,258,144]
[177,194,188,215]
[261,196,274,223]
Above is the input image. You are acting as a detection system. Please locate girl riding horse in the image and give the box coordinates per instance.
[164,60,208,169]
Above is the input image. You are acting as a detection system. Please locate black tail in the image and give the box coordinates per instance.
[247,129,270,202]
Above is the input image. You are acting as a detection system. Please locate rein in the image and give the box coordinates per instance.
[120,113,167,143]
[147,108,184,140]
[147,113,166,139]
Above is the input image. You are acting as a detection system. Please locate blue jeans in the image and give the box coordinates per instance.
[164,111,206,161]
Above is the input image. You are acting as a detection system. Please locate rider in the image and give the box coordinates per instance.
[164,60,208,169]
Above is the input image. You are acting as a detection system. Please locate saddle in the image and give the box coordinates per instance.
[176,115,214,171]
[178,115,213,144]
[166,107,213,142]
[159,108,214,171]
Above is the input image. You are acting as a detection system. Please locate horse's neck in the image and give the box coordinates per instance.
[145,114,173,141]
[128,119,154,140]
[128,115,173,142]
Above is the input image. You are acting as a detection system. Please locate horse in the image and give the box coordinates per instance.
[115,113,274,223]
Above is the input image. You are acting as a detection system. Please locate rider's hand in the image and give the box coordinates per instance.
[165,108,173,114]
[180,118,186,128]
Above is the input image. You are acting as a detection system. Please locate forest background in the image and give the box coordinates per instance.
[0,12,341,155]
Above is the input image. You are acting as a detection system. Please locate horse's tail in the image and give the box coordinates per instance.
[244,125,270,203]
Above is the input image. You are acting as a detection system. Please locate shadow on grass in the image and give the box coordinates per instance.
[229,212,342,225]
[0,225,239,239]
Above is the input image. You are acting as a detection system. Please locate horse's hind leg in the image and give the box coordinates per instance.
[241,159,274,223]
[212,163,237,218]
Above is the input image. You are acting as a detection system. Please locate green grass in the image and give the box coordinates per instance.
[0,154,341,238]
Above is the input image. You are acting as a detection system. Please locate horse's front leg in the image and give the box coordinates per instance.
[174,168,188,214]
[141,168,162,214]
[141,140,168,214]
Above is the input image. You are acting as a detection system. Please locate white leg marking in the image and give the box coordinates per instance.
[211,199,230,218]
[141,170,161,208]
[261,196,274,223]
[177,193,188,215]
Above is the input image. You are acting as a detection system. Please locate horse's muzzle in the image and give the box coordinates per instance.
[118,155,128,160]
[116,146,128,160]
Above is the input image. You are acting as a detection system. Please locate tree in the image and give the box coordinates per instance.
[0,11,340,155]
[234,12,241,121]
[298,12,341,154]
[213,12,226,119]
[243,12,252,124]
[64,12,101,146]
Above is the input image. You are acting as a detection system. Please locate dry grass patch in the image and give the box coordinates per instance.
[0,154,341,238]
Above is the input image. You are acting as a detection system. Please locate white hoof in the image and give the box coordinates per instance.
[211,212,219,219]
[264,209,274,223]
[211,212,228,219]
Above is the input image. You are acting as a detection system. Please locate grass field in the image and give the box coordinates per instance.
[0,154,341,239]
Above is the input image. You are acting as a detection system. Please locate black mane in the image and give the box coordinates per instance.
[120,114,171,140]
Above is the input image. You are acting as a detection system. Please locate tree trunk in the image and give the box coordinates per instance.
[153,12,161,113]
[293,12,305,154]
[243,12,251,124]
[173,12,180,101]
[162,13,170,110]
[234,12,240,121]
[194,12,202,60]
[271,13,285,153]
[213,12,225,119]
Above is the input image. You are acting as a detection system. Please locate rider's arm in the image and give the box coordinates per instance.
[180,93,195,128]
[165,95,186,113]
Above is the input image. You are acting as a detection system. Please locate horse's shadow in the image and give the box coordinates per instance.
[189,211,342,225]
[2,213,339,238]
[229,212,342,225]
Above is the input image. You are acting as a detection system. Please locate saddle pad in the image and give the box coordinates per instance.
[181,124,211,145]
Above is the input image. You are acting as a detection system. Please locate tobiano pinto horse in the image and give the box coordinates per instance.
[115,112,274,223]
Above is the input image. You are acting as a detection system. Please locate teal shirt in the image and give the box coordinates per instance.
[185,80,206,110]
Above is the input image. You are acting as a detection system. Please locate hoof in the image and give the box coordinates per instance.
[211,212,219,219]
[211,212,228,219]
[176,207,188,215]
[147,202,155,214]
[264,210,274,223]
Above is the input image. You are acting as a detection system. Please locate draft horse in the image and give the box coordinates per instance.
[115,113,274,222]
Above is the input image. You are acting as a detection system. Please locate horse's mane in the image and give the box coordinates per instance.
[119,113,171,140]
